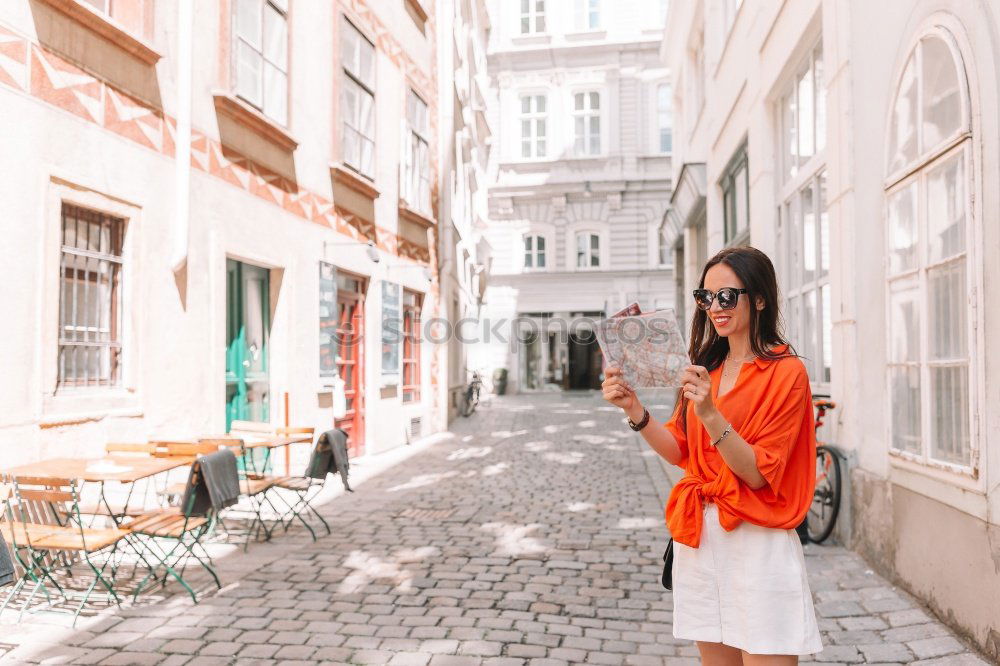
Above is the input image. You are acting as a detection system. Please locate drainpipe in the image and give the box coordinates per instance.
[171,0,193,273]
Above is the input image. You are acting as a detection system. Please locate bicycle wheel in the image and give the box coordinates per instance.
[460,389,473,417]
[807,445,842,544]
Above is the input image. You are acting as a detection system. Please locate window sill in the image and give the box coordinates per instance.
[511,34,552,47]
[565,29,607,41]
[37,0,161,65]
[398,201,436,228]
[212,92,298,152]
[888,452,984,520]
[330,163,380,200]
[41,389,142,428]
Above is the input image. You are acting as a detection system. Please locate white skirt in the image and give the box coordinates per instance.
[671,502,823,656]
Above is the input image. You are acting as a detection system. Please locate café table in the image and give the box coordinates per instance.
[1,455,193,526]
[0,454,196,597]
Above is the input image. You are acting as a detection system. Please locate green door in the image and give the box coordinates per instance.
[226,259,270,431]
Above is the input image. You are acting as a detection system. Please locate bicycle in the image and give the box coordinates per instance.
[806,397,843,544]
[460,371,483,417]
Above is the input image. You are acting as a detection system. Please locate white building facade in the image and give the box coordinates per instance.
[0,0,459,464]
[664,0,1000,656]
[481,0,675,394]
[436,0,495,421]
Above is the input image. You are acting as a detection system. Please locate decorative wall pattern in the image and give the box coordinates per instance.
[0,20,432,265]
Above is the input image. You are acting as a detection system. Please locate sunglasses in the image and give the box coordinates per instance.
[692,287,748,311]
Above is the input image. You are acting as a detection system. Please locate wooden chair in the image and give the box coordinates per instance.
[0,475,129,625]
[268,431,335,541]
[201,438,277,550]
[152,441,227,505]
[129,457,225,603]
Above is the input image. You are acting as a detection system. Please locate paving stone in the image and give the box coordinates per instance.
[0,394,985,666]
[906,636,966,659]
[100,652,165,665]
[272,645,316,660]
[811,645,861,662]
[239,644,281,659]
[389,652,433,666]
[201,642,243,657]
[857,642,914,662]
[507,644,547,658]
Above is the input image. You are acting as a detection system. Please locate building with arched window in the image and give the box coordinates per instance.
[663,0,1000,656]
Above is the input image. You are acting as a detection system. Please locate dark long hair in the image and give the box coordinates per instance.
[674,246,797,428]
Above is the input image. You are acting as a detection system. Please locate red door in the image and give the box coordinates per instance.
[336,272,366,457]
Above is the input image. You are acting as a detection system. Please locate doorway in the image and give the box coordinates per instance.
[335,271,367,457]
[568,331,602,390]
[225,260,270,431]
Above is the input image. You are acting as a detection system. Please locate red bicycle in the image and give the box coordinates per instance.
[807,397,842,544]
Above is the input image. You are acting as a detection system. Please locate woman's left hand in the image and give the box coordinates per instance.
[681,365,719,422]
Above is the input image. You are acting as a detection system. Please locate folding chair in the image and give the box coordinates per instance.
[129,452,234,603]
[153,441,226,504]
[200,438,276,550]
[269,435,333,541]
[0,476,129,625]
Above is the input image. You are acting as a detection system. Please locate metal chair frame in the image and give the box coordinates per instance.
[0,476,128,626]
[130,459,221,603]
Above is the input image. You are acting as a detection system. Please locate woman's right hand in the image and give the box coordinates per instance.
[602,366,640,415]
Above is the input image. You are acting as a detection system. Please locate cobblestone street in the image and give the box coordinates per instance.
[0,392,991,665]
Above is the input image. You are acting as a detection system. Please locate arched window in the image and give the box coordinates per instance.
[884,27,975,470]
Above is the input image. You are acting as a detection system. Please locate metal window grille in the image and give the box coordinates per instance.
[58,204,124,388]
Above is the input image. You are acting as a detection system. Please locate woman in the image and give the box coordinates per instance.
[602,246,822,665]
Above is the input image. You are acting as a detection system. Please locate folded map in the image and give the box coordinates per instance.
[595,308,690,388]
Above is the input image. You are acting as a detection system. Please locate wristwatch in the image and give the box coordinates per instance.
[627,408,650,432]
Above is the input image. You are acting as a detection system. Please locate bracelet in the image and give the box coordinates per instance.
[711,423,733,447]
[627,408,650,432]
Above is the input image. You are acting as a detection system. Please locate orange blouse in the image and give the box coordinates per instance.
[663,344,816,548]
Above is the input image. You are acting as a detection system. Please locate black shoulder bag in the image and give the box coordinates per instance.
[660,538,674,590]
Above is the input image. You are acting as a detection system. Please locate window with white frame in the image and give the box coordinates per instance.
[523,234,546,269]
[403,89,431,214]
[776,42,830,387]
[520,94,547,158]
[58,203,125,388]
[778,171,830,384]
[234,0,289,125]
[573,92,601,156]
[575,0,599,30]
[721,143,749,244]
[341,18,376,178]
[658,221,672,266]
[884,29,974,470]
[575,232,600,268]
[657,83,672,153]
[781,43,826,183]
[520,0,545,34]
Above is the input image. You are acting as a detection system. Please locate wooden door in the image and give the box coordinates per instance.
[335,272,366,456]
